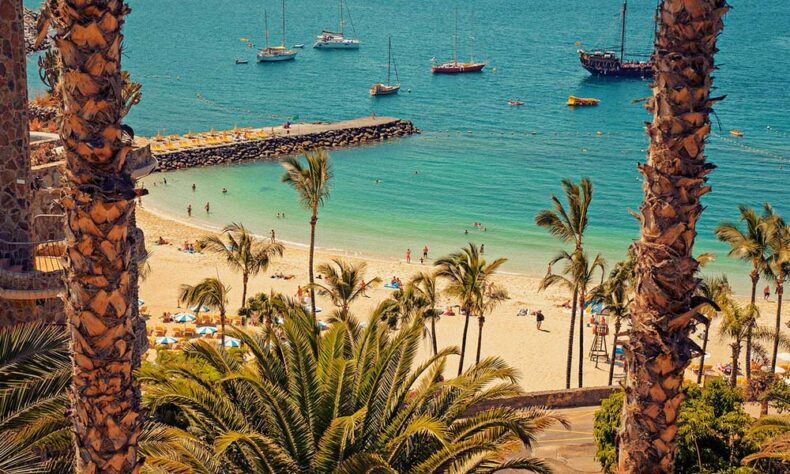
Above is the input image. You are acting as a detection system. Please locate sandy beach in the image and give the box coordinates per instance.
[137,207,785,392]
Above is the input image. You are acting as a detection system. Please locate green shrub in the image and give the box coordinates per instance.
[594,380,759,473]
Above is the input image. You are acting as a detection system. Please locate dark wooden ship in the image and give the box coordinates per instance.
[578,0,653,79]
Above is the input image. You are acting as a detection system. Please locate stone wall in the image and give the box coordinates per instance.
[154,119,419,172]
[464,386,619,416]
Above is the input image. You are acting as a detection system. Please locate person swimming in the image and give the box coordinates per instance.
[222,187,228,194]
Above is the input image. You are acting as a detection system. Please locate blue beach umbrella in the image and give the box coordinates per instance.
[155,336,178,345]
[224,337,242,348]
[173,312,196,323]
[190,304,211,313]
[196,326,218,335]
[317,320,329,331]
[138,299,145,306]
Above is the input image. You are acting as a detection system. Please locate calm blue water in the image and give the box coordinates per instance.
[26,0,789,293]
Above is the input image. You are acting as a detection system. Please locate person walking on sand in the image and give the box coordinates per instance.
[480,243,485,254]
[297,285,304,302]
[271,229,276,243]
[764,285,771,300]
[423,245,429,260]
[406,248,411,264]
[536,310,545,331]
[187,204,192,217]
[205,202,210,214]
[360,280,369,297]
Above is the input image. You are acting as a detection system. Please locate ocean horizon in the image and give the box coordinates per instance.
[25,0,789,294]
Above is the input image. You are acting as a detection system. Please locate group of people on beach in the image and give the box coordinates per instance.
[405,245,430,264]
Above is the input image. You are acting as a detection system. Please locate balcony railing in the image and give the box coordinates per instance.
[0,239,66,273]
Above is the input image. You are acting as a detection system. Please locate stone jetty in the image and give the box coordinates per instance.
[149,117,419,172]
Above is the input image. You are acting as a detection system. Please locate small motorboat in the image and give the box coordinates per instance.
[293,43,305,48]
[235,59,249,64]
[567,96,600,106]
[508,99,525,106]
[730,129,744,137]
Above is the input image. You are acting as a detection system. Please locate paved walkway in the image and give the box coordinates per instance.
[505,406,601,473]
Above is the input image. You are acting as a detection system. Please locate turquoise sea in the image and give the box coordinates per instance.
[26,0,789,293]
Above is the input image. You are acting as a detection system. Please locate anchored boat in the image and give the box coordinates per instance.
[257,0,298,62]
[432,8,486,74]
[567,96,600,106]
[577,0,653,78]
[370,36,400,96]
[314,0,360,49]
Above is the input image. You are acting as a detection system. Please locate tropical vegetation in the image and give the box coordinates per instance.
[311,258,381,318]
[139,301,567,473]
[435,243,507,375]
[199,222,284,307]
[179,278,231,346]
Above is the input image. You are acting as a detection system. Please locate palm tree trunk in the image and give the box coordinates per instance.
[309,211,318,318]
[618,1,728,472]
[608,317,622,385]
[696,321,710,385]
[54,1,144,471]
[771,277,784,372]
[475,316,485,364]
[431,312,438,355]
[745,268,759,379]
[458,303,471,376]
[242,273,249,310]
[578,289,586,388]
[730,343,740,387]
[565,289,578,389]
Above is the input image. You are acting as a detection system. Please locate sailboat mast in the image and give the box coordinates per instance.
[282,0,286,46]
[387,36,391,85]
[619,0,627,62]
[339,0,344,34]
[453,7,458,64]
[264,10,269,48]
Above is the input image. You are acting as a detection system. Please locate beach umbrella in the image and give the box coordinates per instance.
[776,367,787,375]
[777,352,790,362]
[224,337,242,348]
[173,312,196,323]
[196,326,218,335]
[138,299,145,306]
[190,304,211,313]
[317,320,329,331]
[155,336,178,345]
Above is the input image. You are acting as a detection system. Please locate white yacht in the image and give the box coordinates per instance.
[314,0,360,49]
[257,0,298,62]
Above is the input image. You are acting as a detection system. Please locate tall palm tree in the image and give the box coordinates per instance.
[475,283,509,364]
[436,244,507,376]
[765,218,789,373]
[200,222,284,308]
[535,178,593,388]
[139,307,567,473]
[179,278,230,347]
[239,292,285,344]
[0,322,72,472]
[409,271,441,355]
[310,258,381,317]
[542,250,605,388]
[619,1,729,471]
[281,149,333,318]
[47,0,145,470]
[716,204,777,379]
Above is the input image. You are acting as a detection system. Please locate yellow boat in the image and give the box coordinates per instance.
[567,96,600,106]
[730,129,744,137]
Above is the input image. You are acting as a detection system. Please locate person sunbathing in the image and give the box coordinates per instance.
[157,236,169,245]
[442,306,455,316]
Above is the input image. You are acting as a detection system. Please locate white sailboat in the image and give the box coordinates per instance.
[257,0,298,62]
[314,0,360,49]
[370,36,400,96]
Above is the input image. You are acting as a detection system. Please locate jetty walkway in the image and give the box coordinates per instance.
[145,116,419,172]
